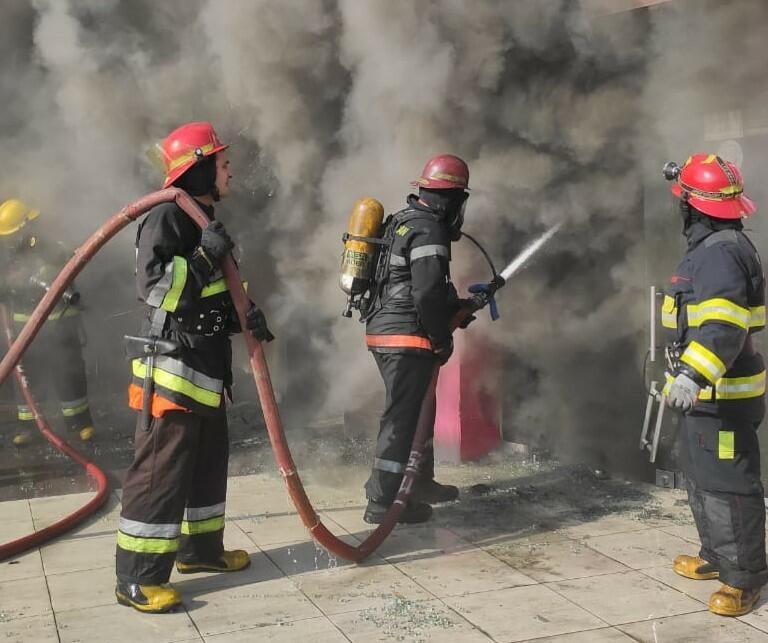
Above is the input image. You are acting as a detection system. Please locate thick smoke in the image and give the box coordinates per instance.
[11,0,760,476]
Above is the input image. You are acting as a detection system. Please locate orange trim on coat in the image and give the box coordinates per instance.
[365,334,433,350]
[128,383,189,418]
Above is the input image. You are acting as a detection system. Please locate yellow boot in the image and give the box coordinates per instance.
[709,584,761,616]
[12,430,34,447]
[115,581,182,613]
[175,549,251,574]
[673,555,719,580]
[78,426,95,442]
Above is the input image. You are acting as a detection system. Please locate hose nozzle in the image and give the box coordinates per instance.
[663,161,681,181]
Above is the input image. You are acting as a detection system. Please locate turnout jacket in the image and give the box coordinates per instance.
[0,235,81,323]
[663,221,766,420]
[366,195,458,354]
[129,201,237,417]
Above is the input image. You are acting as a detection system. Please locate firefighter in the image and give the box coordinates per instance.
[115,122,274,613]
[363,154,475,524]
[0,198,95,446]
[662,153,766,616]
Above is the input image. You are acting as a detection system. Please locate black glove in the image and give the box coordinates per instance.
[453,298,476,329]
[246,305,275,342]
[432,336,453,365]
[199,221,234,265]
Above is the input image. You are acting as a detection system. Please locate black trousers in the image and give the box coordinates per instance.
[13,316,93,432]
[116,408,229,585]
[679,411,768,589]
[365,351,437,503]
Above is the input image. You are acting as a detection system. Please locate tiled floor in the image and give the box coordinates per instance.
[2,463,768,642]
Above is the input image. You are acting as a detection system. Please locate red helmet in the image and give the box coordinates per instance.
[412,154,470,190]
[159,122,228,188]
[670,153,756,219]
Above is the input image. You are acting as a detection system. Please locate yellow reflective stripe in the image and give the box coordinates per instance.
[18,410,35,421]
[664,370,765,401]
[200,278,227,298]
[13,307,79,323]
[62,402,89,417]
[661,295,677,329]
[181,515,225,536]
[687,298,750,330]
[161,256,187,313]
[200,279,248,299]
[702,154,718,164]
[117,531,179,554]
[132,360,221,408]
[713,370,766,400]
[718,431,735,460]
[167,142,216,172]
[681,341,727,384]
[750,305,766,329]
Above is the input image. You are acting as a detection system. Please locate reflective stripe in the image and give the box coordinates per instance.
[200,278,248,299]
[13,307,79,323]
[410,244,449,262]
[181,515,225,536]
[132,358,222,408]
[145,261,174,307]
[17,406,34,421]
[750,305,766,329]
[389,254,407,267]
[374,458,405,473]
[167,142,217,172]
[366,334,433,350]
[687,298,750,330]
[681,341,726,384]
[718,431,735,460]
[119,517,180,539]
[661,295,677,329]
[61,397,89,417]
[184,502,225,522]
[161,256,188,312]
[117,531,179,554]
[663,370,766,400]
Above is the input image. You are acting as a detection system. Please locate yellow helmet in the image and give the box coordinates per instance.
[0,199,40,236]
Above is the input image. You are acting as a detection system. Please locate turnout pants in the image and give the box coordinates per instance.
[116,408,229,585]
[679,411,768,589]
[365,352,437,503]
[13,317,93,433]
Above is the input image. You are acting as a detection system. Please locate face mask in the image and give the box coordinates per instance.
[447,195,468,241]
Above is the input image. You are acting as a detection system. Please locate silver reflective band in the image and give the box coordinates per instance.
[389,254,407,266]
[145,261,175,307]
[410,244,449,261]
[373,458,405,473]
[150,356,223,393]
[118,517,181,539]
[61,396,88,410]
[184,502,226,521]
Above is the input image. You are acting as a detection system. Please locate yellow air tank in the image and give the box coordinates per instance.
[340,197,384,316]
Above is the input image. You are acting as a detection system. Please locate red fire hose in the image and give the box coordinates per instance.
[0,305,109,560]
[0,189,465,562]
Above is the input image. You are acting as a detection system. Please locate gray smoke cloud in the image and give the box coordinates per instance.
[6,0,763,477]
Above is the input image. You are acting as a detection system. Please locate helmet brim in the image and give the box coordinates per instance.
[671,183,757,219]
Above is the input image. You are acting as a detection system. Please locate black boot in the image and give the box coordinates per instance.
[411,479,459,504]
[363,500,433,524]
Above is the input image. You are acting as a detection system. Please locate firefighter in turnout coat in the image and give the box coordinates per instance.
[0,198,95,446]
[115,122,273,613]
[363,154,475,524]
[663,153,767,616]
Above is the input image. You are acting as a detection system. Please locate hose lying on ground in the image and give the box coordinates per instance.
[0,189,473,562]
[0,305,109,561]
